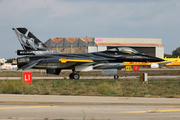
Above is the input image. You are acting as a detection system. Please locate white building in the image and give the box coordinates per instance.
[89,38,164,58]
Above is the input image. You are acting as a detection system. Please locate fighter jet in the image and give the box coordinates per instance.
[13,28,164,79]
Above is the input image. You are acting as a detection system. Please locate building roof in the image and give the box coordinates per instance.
[95,38,162,43]
[96,42,164,47]
[49,37,94,44]
[51,38,64,44]
[80,38,89,43]
[65,38,79,44]
[47,37,164,47]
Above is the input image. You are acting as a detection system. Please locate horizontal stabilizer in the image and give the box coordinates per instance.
[158,61,172,66]
[21,59,42,70]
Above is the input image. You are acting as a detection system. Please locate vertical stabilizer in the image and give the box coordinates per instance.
[13,28,50,51]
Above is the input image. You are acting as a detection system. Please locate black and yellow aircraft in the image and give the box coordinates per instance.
[13,28,164,79]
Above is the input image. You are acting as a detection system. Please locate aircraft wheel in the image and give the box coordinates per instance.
[73,73,80,80]
[69,73,74,79]
[114,75,119,79]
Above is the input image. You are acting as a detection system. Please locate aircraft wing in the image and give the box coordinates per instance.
[158,61,172,67]
[21,59,43,70]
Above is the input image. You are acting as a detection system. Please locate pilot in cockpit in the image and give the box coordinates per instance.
[107,47,140,54]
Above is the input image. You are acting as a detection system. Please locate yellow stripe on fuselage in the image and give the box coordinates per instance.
[124,57,180,66]
[124,62,151,66]
[59,58,93,63]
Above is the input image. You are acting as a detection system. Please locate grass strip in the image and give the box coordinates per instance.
[0,79,180,98]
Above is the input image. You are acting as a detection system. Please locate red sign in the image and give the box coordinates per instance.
[23,72,32,83]
[133,66,139,71]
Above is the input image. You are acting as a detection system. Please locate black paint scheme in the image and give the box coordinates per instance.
[13,27,164,79]
[17,47,163,72]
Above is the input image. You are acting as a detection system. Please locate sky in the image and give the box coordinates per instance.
[0,0,180,58]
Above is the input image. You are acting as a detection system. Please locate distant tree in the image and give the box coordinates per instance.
[164,53,173,58]
[5,58,16,63]
[172,47,180,57]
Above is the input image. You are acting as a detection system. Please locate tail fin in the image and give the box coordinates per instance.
[12,28,49,51]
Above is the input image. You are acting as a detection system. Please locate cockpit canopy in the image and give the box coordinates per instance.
[108,47,140,54]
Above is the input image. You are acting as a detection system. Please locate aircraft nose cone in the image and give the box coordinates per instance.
[149,56,164,62]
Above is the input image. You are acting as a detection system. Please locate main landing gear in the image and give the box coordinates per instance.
[114,75,119,79]
[69,73,80,80]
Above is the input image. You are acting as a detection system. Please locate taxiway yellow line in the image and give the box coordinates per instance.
[0,106,59,110]
[124,109,180,113]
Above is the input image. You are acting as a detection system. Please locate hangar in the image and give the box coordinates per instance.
[44,37,164,58]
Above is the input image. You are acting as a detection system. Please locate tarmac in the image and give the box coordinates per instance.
[0,94,180,120]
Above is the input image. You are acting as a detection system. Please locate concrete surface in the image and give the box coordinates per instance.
[0,94,180,120]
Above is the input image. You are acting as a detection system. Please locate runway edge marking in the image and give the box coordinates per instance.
[123,109,180,113]
[0,106,59,109]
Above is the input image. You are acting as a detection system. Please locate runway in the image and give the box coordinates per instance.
[0,94,180,120]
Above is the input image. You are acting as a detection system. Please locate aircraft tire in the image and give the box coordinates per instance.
[73,73,80,80]
[114,75,119,79]
[69,73,74,79]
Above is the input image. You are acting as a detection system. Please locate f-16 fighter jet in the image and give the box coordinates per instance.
[13,28,164,79]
